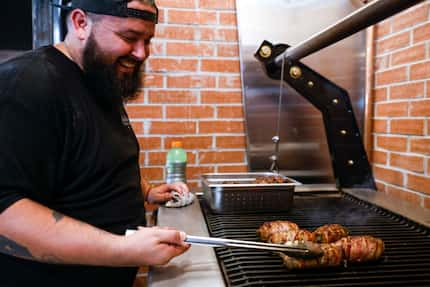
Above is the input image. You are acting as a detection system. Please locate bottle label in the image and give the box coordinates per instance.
[166,162,186,183]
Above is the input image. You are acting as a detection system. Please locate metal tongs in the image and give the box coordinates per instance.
[184,235,323,259]
[126,230,322,259]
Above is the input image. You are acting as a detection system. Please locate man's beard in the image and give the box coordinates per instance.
[82,33,143,106]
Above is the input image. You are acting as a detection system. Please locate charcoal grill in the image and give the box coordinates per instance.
[200,193,430,287]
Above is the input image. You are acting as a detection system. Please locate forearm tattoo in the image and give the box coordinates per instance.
[0,235,65,264]
[52,210,64,223]
[0,235,34,260]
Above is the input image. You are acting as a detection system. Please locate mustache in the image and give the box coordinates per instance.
[118,56,143,66]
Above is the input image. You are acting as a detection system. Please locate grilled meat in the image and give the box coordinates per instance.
[279,235,384,269]
[279,243,344,270]
[255,175,285,184]
[313,224,349,243]
[257,220,299,242]
[334,236,385,263]
[268,229,315,244]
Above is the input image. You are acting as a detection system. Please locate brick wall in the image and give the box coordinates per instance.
[125,0,247,188]
[372,1,430,209]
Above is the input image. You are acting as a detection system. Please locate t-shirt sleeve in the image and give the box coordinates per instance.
[0,60,63,213]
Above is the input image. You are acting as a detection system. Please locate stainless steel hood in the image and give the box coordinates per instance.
[236,0,367,184]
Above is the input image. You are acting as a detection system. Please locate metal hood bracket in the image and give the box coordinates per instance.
[255,41,376,189]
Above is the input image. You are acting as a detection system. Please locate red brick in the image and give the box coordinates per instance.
[373,119,387,133]
[375,102,408,117]
[150,121,197,134]
[218,165,248,173]
[148,152,167,165]
[148,58,198,72]
[219,75,242,88]
[390,82,424,100]
[148,90,197,104]
[386,185,422,206]
[199,151,245,164]
[216,136,246,148]
[410,138,430,155]
[374,88,387,102]
[424,197,430,209]
[413,22,430,43]
[376,32,410,54]
[392,4,429,32]
[166,106,215,119]
[157,0,196,8]
[140,167,164,181]
[391,44,426,66]
[199,0,235,10]
[125,105,162,119]
[166,42,215,57]
[219,12,237,26]
[217,106,244,118]
[202,59,240,73]
[372,150,387,165]
[130,122,144,134]
[157,9,166,24]
[390,153,424,173]
[168,10,217,25]
[376,136,407,152]
[199,120,244,133]
[155,25,196,40]
[167,75,216,88]
[138,152,145,166]
[142,73,164,88]
[373,166,404,186]
[217,44,239,57]
[201,91,242,104]
[375,67,407,86]
[407,174,430,195]
[390,119,424,135]
[410,99,430,116]
[137,137,162,149]
[200,28,238,41]
[375,20,391,39]
[149,41,164,56]
[165,136,213,149]
[411,61,430,80]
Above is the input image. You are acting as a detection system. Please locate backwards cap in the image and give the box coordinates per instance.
[52,0,158,23]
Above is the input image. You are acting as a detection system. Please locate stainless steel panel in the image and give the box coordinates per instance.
[236,0,366,183]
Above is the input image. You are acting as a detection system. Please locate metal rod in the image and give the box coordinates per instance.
[275,0,425,64]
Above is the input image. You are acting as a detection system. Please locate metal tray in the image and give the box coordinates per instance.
[201,172,301,213]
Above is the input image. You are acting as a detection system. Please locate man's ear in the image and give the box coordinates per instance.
[69,9,91,40]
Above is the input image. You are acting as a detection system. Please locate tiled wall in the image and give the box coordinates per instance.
[126,0,247,188]
[372,1,430,209]
[126,0,430,209]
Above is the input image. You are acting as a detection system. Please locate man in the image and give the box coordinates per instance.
[0,0,190,286]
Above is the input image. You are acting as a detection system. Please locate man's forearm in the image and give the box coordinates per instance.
[0,199,124,266]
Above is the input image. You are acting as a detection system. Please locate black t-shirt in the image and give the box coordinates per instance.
[0,46,146,286]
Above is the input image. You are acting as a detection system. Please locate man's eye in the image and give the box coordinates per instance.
[121,35,137,43]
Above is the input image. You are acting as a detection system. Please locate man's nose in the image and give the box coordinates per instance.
[131,41,148,61]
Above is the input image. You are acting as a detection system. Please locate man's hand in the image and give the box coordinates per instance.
[146,182,189,204]
[120,226,190,266]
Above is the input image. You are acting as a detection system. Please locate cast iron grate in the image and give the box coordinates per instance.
[199,193,430,287]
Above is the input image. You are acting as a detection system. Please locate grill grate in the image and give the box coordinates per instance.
[200,193,430,287]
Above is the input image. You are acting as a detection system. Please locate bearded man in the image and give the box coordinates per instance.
[0,1,190,286]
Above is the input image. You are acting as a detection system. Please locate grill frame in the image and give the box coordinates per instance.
[200,192,430,287]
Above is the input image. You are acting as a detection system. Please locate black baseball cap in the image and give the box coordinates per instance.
[51,0,158,23]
